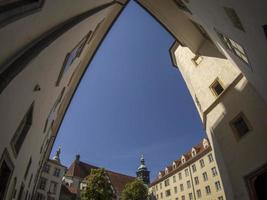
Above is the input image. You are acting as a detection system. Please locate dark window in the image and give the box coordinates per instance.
[165,189,171,197]
[173,0,191,14]
[56,34,90,86]
[205,186,211,195]
[224,7,245,31]
[43,163,50,173]
[53,168,60,177]
[38,178,47,190]
[0,0,44,28]
[24,157,31,180]
[17,183,24,200]
[210,79,224,96]
[11,102,34,156]
[216,30,249,64]
[230,113,251,139]
[263,25,267,39]
[0,149,14,200]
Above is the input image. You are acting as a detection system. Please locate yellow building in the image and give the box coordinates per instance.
[149,139,225,200]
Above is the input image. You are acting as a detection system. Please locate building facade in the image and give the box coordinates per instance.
[138,1,267,199]
[149,139,226,200]
[0,1,128,200]
[35,148,66,200]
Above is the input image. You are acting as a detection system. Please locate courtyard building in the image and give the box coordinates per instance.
[149,138,226,200]
[35,147,67,200]
[0,1,128,200]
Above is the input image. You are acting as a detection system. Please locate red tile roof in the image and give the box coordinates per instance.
[150,138,211,186]
[106,170,135,195]
[65,160,98,178]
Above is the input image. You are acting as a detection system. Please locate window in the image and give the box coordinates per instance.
[208,154,213,163]
[160,183,162,189]
[230,112,251,140]
[56,33,89,86]
[187,180,191,189]
[43,163,50,173]
[160,192,163,198]
[199,159,205,168]
[192,164,196,172]
[212,167,218,177]
[174,186,178,194]
[180,184,184,191]
[156,185,158,191]
[178,172,182,180]
[181,195,185,200]
[205,186,211,195]
[17,183,24,200]
[173,175,176,183]
[39,177,47,190]
[53,168,60,177]
[218,196,224,200]
[194,176,199,185]
[185,168,189,177]
[215,181,222,191]
[197,189,202,198]
[189,193,193,200]
[0,0,44,28]
[263,25,267,39]
[49,181,57,194]
[203,172,208,181]
[165,189,171,197]
[216,30,249,64]
[174,0,192,14]
[164,179,170,187]
[36,193,45,200]
[11,102,34,156]
[24,157,32,180]
[0,149,14,200]
[224,7,245,31]
[210,78,224,97]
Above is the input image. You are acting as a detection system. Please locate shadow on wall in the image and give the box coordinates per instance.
[208,78,267,199]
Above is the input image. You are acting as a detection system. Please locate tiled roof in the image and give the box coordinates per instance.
[106,170,135,195]
[65,160,98,178]
[150,138,211,186]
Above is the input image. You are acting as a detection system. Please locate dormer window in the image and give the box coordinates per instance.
[173,162,176,169]
[191,148,196,157]
[158,172,162,179]
[165,168,169,174]
[181,156,186,164]
[203,139,209,149]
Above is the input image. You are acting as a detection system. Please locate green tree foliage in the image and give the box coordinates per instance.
[120,179,148,200]
[81,168,115,200]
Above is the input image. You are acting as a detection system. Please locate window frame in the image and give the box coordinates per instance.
[230,112,252,141]
[10,102,34,157]
[0,149,14,200]
[210,78,225,97]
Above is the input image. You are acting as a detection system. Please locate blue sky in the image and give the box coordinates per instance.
[51,1,205,180]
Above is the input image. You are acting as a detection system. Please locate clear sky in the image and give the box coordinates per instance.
[51,1,205,180]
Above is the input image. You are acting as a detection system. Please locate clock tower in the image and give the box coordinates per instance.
[136,155,150,185]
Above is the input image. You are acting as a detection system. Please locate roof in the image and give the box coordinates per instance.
[150,138,211,186]
[48,159,67,169]
[65,160,98,178]
[106,170,135,195]
[60,184,77,198]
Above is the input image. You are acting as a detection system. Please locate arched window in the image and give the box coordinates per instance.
[203,139,209,149]
[192,148,196,157]
[181,155,186,164]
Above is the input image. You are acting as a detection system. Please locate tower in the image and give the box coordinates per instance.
[136,155,150,185]
[52,146,61,163]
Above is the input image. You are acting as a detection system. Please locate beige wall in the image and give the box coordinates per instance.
[0,1,126,200]
[172,42,267,199]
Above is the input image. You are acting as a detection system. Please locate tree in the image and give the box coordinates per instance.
[120,179,148,200]
[81,168,115,200]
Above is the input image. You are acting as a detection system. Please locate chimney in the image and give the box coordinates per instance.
[76,154,80,163]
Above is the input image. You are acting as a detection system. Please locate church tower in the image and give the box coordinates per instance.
[136,155,150,185]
